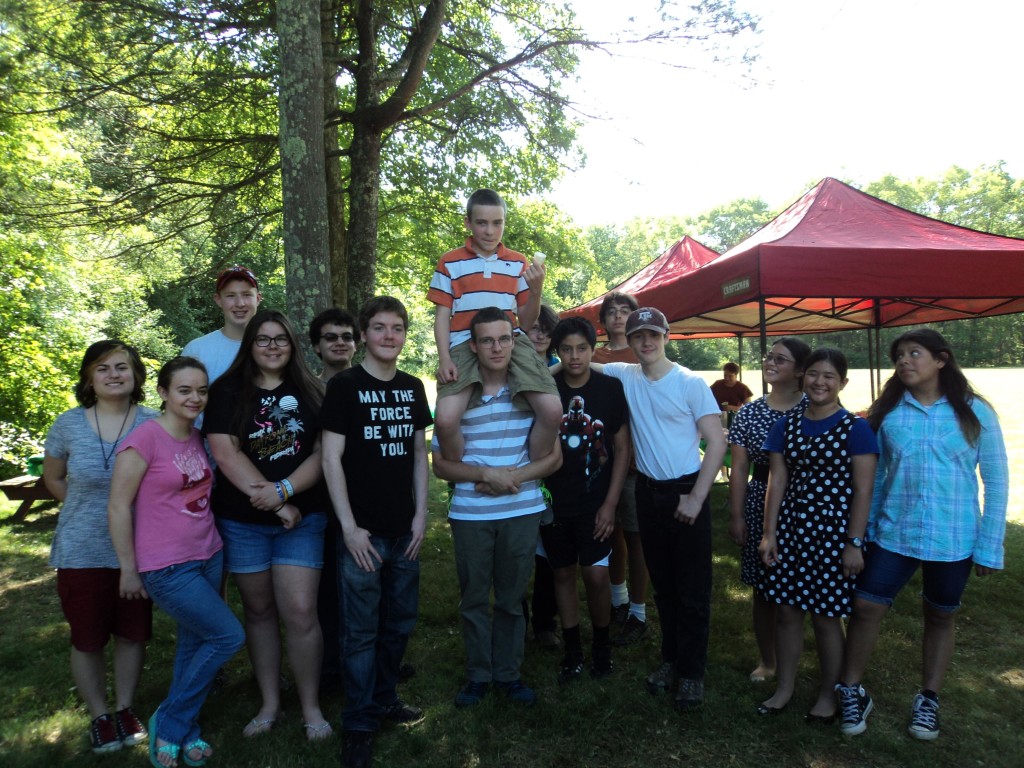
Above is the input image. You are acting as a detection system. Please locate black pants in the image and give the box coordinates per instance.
[636,473,712,680]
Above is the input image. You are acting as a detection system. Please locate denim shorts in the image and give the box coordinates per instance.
[217,512,327,573]
[854,542,973,612]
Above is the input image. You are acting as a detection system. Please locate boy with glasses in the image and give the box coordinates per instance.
[432,307,563,709]
[309,308,360,382]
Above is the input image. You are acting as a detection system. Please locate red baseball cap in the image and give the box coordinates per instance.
[215,265,259,292]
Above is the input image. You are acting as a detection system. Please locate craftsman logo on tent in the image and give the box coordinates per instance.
[722,277,750,298]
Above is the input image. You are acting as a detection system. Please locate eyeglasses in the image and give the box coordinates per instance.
[255,334,291,347]
[476,335,514,349]
[763,354,795,365]
[528,326,551,338]
[321,332,355,343]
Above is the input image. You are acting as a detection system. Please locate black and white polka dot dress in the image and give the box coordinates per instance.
[761,411,856,617]
[730,396,807,587]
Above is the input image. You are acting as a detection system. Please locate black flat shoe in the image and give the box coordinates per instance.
[756,702,786,716]
[804,710,837,725]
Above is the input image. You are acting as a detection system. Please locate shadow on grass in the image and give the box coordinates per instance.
[2,489,1022,767]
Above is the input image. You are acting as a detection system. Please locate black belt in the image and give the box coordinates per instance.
[639,471,699,491]
[751,463,770,483]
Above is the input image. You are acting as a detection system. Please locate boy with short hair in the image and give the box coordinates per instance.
[309,307,360,382]
[544,317,630,683]
[320,296,432,768]
[592,307,726,710]
[592,291,649,645]
[710,361,753,410]
[428,189,560,463]
[432,306,563,709]
[182,265,262,385]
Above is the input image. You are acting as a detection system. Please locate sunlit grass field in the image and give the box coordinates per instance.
[1,368,1021,766]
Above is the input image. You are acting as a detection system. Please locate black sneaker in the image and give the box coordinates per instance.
[341,731,373,768]
[113,707,147,746]
[454,680,489,708]
[610,603,629,630]
[646,661,675,694]
[908,692,940,740]
[836,682,874,736]
[381,699,424,724]
[589,649,613,680]
[557,655,584,686]
[495,679,537,707]
[612,615,647,646]
[674,677,704,711]
[89,713,122,754]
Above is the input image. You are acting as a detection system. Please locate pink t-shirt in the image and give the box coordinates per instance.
[118,420,221,572]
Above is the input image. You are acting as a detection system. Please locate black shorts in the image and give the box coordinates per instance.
[540,514,612,570]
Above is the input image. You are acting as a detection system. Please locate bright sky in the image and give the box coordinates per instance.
[549,0,1024,227]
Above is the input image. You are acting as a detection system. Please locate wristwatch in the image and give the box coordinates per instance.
[846,536,864,549]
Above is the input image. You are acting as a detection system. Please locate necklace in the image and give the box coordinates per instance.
[94,404,133,470]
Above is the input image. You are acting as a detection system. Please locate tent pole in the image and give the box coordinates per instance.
[738,334,744,377]
[866,327,876,402]
[759,298,768,395]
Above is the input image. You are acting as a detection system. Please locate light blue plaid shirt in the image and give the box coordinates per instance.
[868,392,1008,569]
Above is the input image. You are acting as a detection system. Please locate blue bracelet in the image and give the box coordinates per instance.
[281,478,295,498]
[275,482,286,502]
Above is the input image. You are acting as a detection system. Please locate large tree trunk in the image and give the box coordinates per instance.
[277,0,331,366]
[346,124,381,311]
[322,0,348,310]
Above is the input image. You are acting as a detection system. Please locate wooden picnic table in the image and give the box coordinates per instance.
[0,474,57,523]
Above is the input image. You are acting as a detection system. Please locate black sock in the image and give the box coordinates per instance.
[563,624,582,659]
[921,689,938,702]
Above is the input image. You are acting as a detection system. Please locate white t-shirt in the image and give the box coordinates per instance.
[602,362,720,480]
[182,329,241,385]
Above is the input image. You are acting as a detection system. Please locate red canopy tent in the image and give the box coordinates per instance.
[649,177,1024,339]
[562,235,719,334]
[564,178,1024,394]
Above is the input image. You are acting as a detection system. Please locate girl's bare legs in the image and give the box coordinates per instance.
[234,570,282,735]
[760,603,803,710]
[751,589,776,680]
[272,564,329,733]
[809,613,845,717]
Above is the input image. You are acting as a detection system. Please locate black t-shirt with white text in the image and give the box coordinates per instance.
[320,366,432,537]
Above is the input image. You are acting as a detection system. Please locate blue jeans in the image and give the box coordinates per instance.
[854,542,973,612]
[142,551,245,745]
[636,474,712,680]
[339,534,419,732]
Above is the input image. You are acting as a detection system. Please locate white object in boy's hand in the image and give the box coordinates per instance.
[532,252,547,266]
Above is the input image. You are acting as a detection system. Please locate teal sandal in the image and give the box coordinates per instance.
[182,738,212,767]
[148,711,180,768]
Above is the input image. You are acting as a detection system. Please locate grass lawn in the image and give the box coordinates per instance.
[2,367,1023,766]
[2,473,1022,767]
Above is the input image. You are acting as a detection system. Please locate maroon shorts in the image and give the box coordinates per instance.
[56,568,153,652]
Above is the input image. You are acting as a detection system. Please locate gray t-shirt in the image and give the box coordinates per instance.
[45,406,158,569]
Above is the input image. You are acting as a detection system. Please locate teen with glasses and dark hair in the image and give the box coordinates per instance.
[728,337,811,686]
[204,309,332,741]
